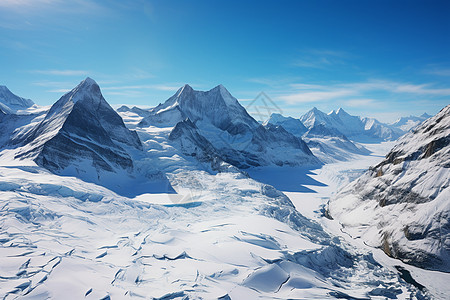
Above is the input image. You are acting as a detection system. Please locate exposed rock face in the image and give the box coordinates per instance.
[15,78,142,182]
[141,84,320,169]
[329,104,450,272]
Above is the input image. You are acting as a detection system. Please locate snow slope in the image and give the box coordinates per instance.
[0,81,443,299]
[0,158,429,299]
[329,104,450,272]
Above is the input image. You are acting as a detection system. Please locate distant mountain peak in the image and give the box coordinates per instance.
[180,83,194,91]
[336,107,349,116]
[0,84,34,113]
[81,76,97,85]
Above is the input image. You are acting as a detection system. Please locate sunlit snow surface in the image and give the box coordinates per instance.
[0,111,442,299]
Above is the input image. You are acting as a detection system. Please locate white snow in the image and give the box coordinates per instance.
[0,81,446,299]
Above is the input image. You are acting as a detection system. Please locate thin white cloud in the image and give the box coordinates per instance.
[48,89,70,93]
[30,69,89,76]
[344,98,377,107]
[292,49,350,69]
[424,68,450,77]
[341,80,450,96]
[102,84,180,92]
[279,90,355,104]
[272,79,450,105]
[33,80,73,87]
[0,0,59,8]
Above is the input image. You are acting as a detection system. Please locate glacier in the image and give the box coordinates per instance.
[0,79,447,299]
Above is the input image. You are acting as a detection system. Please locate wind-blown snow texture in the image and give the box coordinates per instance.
[329,105,449,272]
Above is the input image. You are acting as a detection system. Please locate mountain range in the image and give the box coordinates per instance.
[0,78,445,298]
[138,84,320,169]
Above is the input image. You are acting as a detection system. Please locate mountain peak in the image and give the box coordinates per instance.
[308,107,323,115]
[80,76,97,86]
[336,107,348,115]
[214,84,227,91]
[176,84,194,97]
[0,84,34,113]
[67,77,102,104]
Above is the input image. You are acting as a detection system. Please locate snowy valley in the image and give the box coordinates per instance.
[0,78,448,300]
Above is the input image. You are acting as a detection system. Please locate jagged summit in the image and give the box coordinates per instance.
[14,78,142,186]
[301,107,403,141]
[59,76,102,105]
[334,107,350,116]
[139,84,253,129]
[140,85,319,168]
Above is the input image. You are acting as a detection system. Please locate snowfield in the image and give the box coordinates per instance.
[0,158,434,299]
[0,80,447,299]
[0,134,441,299]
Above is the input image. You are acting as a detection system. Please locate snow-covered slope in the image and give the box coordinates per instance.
[139,85,320,169]
[300,107,404,142]
[303,124,371,163]
[0,160,429,299]
[2,78,146,193]
[0,81,439,298]
[390,113,431,132]
[329,104,450,272]
[0,85,35,114]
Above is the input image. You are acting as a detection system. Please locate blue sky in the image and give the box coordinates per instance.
[0,0,449,122]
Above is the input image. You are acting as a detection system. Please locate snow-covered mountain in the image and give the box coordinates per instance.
[263,113,308,137]
[139,84,320,168]
[390,113,432,132]
[300,107,404,142]
[328,104,450,272]
[0,81,443,299]
[303,125,371,163]
[265,111,370,163]
[6,78,145,191]
[0,85,35,114]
